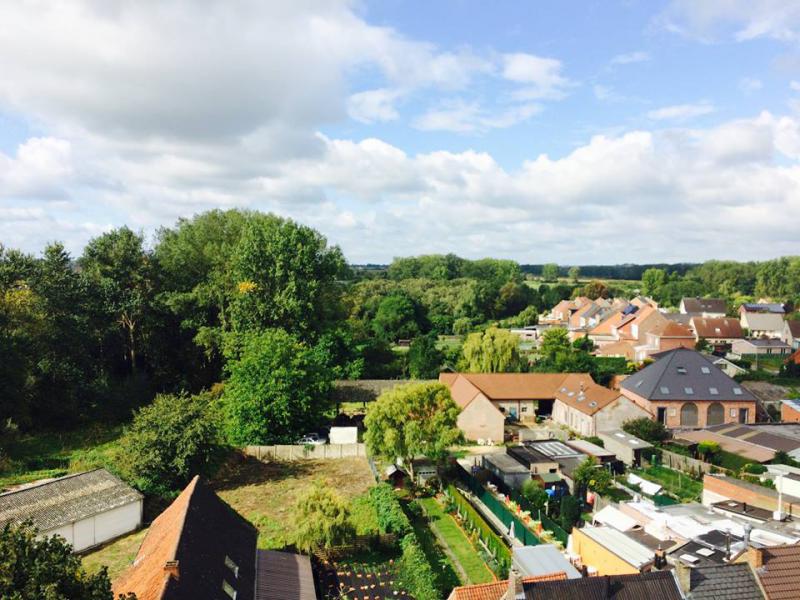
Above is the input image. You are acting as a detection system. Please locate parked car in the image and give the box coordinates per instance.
[295,432,326,445]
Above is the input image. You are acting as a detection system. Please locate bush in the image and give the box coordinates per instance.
[293,483,355,552]
[697,440,721,459]
[368,483,411,536]
[117,392,219,496]
[583,436,604,448]
[559,495,582,533]
[622,417,668,444]
[711,450,752,472]
[398,533,439,600]
[743,463,767,474]
[520,479,548,510]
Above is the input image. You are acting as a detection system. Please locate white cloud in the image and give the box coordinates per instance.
[347,88,404,123]
[647,102,716,121]
[502,53,570,100]
[659,1,800,42]
[739,77,763,93]
[412,100,541,133]
[610,51,651,65]
[791,81,800,92]
[0,137,73,199]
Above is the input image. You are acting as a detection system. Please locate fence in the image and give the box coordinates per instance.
[647,449,718,475]
[243,443,367,461]
[315,533,398,561]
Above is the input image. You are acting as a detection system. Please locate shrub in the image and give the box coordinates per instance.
[368,483,411,536]
[743,463,767,475]
[559,495,582,533]
[520,479,548,510]
[398,533,439,600]
[583,436,604,448]
[293,483,355,552]
[117,392,219,496]
[697,440,721,459]
[622,417,668,444]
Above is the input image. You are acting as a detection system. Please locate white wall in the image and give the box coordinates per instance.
[42,499,142,553]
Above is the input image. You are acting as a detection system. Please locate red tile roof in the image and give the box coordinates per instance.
[449,572,568,600]
[691,317,744,340]
[752,543,800,600]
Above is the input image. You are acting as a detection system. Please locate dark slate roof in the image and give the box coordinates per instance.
[521,571,683,600]
[682,298,727,315]
[621,348,756,402]
[706,424,800,453]
[255,550,316,600]
[738,338,791,348]
[689,564,765,599]
[742,303,785,314]
[0,469,142,532]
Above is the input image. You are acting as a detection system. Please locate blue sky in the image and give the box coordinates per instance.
[1,1,800,264]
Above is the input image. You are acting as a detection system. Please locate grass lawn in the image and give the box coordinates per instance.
[212,456,377,549]
[0,423,124,491]
[632,465,702,501]
[417,496,494,585]
[82,529,147,580]
[405,500,462,593]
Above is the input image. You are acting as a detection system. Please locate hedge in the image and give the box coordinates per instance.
[711,450,751,472]
[368,483,411,536]
[398,533,439,600]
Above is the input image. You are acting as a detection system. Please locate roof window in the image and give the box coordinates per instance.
[222,580,237,600]
[701,367,710,374]
[660,386,670,394]
[635,380,643,388]
[225,556,239,578]
[709,387,719,395]
[677,366,687,374]
[684,387,694,395]
[733,388,743,395]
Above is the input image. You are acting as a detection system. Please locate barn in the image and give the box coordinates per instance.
[0,468,143,553]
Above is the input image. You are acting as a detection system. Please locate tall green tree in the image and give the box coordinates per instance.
[461,327,524,372]
[541,263,560,281]
[220,329,334,445]
[293,483,355,552]
[0,521,134,600]
[407,333,445,379]
[641,268,667,297]
[372,292,425,342]
[364,382,462,478]
[568,266,581,283]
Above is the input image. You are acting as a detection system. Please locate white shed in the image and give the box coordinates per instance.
[0,468,143,553]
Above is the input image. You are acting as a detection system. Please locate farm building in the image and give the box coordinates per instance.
[0,468,143,553]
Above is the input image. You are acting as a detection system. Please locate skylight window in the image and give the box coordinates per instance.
[660,386,670,394]
[222,580,237,600]
[677,367,687,374]
[635,380,643,388]
[701,367,710,374]
[684,387,694,395]
[709,387,719,395]
[733,388,743,395]
[225,556,239,578]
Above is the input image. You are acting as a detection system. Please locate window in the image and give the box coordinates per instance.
[730,408,737,417]
[709,387,719,395]
[635,380,643,388]
[225,556,239,578]
[521,405,528,413]
[684,387,694,395]
[677,367,687,374]
[222,580,237,600]
[733,388,743,396]
[701,367,710,374]
[660,386,670,394]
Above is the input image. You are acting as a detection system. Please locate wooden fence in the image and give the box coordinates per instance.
[243,443,367,461]
[315,533,398,561]
[648,449,720,475]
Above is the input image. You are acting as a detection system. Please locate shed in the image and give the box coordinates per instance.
[0,469,143,553]
[597,430,652,467]
[482,452,531,490]
[512,544,582,579]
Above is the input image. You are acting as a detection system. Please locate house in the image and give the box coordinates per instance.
[597,430,652,466]
[740,544,800,600]
[512,544,582,579]
[667,528,747,567]
[782,320,800,350]
[739,306,785,339]
[519,571,683,600]
[781,399,800,423]
[696,423,800,460]
[702,474,800,516]
[673,563,766,599]
[675,429,776,463]
[620,348,757,428]
[0,469,142,553]
[507,442,586,492]
[732,338,792,356]
[482,452,531,490]
[113,476,316,600]
[588,299,679,360]
[595,340,636,360]
[570,525,656,575]
[446,572,568,600]
[643,320,696,356]
[680,297,728,318]
[712,356,748,378]
[690,317,744,348]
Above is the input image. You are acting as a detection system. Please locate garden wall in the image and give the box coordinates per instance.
[243,443,367,461]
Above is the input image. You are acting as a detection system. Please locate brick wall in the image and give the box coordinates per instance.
[702,474,798,514]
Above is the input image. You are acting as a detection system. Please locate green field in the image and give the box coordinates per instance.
[417,496,494,585]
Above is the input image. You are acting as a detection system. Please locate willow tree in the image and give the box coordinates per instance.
[364,382,462,479]
[461,327,523,372]
[293,483,355,552]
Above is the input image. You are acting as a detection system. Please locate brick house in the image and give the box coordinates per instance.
[620,348,757,428]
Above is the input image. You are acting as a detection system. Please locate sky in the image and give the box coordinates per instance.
[2,1,800,264]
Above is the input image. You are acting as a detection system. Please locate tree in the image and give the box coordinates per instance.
[568,266,581,283]
[622,417,669,444]
[534,327,595,374]
[641,268,667,297]
[494,281,534,318]
[461,327,524,372]
[0,521,134,600]
[559,495,582,532]
[541,263,560,282]
[293,483,355,552]
[372,292,425,342]
[695,337,710,352]
[697,440,720,460]
[220,329,334,445]
[229,216,346,338]
[572,335,595,353]
[573,456,612,496]
[520,479,548,511]
[80,227,153,374]
[581,280,609,300]
[364,382,462,479]
[118,392,219,496]
[408,333,445,379]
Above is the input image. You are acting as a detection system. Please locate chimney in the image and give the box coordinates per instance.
[674,562,692,595]
[725,531,731,561]
[744,523,752,546]
[654,545,667,569]
[751,547,765,569]
[504,568,523,600]
[164,560,180,581]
